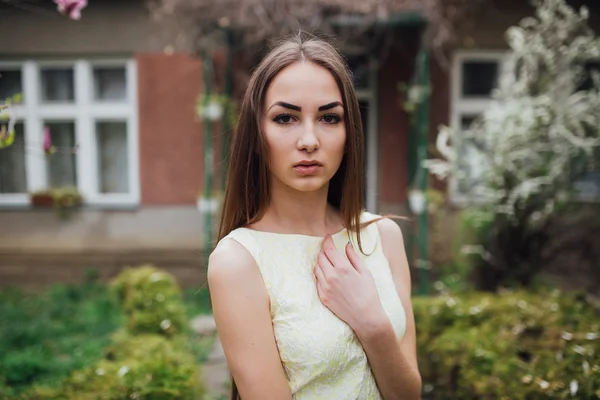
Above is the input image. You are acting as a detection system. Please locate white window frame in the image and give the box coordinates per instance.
[0,58,139,207]
[449,50,507,206]
[340,47,379,213]
[354,57,379,214]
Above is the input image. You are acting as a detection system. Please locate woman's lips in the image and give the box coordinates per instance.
[293,164,322,175]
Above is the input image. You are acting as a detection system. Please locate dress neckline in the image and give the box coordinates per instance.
[238,225,348,240]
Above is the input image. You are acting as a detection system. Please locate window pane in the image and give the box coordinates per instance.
[45,122,77,187]
[0,123,27,193]
[0,70,22,101]
[461,115,477,130]
[573,146,600,201]
[96,121,129,194]
[461,60,499,97]
[94,67,127,101]
[41,68,75,102]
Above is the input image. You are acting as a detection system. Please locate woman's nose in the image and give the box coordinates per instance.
[297,123,319,152]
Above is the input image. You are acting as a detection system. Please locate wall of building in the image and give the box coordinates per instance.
[0,2,214,287]
[0,51,211,286]
[137,53,205,205]
[0,206,207,288]
[377,29,420,218]
[0,0,181,56]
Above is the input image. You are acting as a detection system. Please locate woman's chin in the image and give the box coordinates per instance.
[286,177,329,193]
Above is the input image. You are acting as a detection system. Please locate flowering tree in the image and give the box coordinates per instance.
[426,0,600,289]
[149,0,490,55]
[53,0,88,20]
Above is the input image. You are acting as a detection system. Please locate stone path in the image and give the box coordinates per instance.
[190,315,230,399]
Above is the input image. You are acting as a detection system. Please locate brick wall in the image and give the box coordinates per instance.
[137,53,204,205]
[377,31,420,213]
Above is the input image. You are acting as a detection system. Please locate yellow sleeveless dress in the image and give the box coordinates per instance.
[221,211,407,399]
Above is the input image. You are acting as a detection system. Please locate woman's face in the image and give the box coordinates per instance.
[262,62,346,194]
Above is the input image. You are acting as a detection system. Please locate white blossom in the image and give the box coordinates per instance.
[425,0,600,219]
[160,319,172,330]
[570,380,579,396]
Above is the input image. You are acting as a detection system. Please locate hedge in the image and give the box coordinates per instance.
[414,289,600,399]
[0,281,122,397]
[17,265,205,400]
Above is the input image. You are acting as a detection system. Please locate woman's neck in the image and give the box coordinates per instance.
[257,182,343,237]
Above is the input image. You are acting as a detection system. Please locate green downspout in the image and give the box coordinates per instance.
[416,46,430,296]
[202,50,214,254]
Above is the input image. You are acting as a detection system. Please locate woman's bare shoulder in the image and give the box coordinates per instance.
[207,238,260,286]
[375,217,404,243]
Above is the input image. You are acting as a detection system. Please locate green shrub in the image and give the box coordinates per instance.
[24,333,202,400]
[414,290,600,399]
[18,266,206,399]
[183,286,213,318]
[0,282,122,396]
[110,265,187,337]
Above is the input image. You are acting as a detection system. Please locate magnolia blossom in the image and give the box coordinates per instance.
[43,126,54,154]
[54,0,88,20]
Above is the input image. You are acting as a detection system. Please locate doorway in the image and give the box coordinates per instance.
[347,54,378,212]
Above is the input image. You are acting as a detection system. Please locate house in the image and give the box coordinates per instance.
[0,0,598,289]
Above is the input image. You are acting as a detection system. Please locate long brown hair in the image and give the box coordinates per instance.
[218,32,367,400]
[218,32,365,243]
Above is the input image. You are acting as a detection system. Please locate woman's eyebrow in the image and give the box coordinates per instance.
[318,101,343,111]
[267,101,343,112]
[268,101,301,111]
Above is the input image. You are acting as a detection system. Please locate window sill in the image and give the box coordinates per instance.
[0,202,140,212]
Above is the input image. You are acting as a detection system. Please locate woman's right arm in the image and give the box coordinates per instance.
[207,239,293,400]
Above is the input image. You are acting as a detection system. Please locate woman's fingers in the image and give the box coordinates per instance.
[345,242,365,273]
[317,251,334,278]
[322,235,347,267]
[314,263,333,305]
[314,261,326,282]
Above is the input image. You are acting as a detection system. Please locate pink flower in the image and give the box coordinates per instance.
[53,0,88,20]
[43,126,54,154]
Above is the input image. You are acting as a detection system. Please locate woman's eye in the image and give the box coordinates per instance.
[322,113,342,124]
[273,114,294,124]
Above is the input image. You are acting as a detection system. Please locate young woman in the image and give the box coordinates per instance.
[208,33,421,400]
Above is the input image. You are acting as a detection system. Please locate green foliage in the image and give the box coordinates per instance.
[414,290,600,399]
[426,0,600,291]
[0,282,122,396]
[23,333,202,400]
[432,209,495,295]
[0,93,22,149]
[183,286,213,318]
[29,187,84,220]
[1,266,210,399]
[196,92,237,128]
[110,265,188,337]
